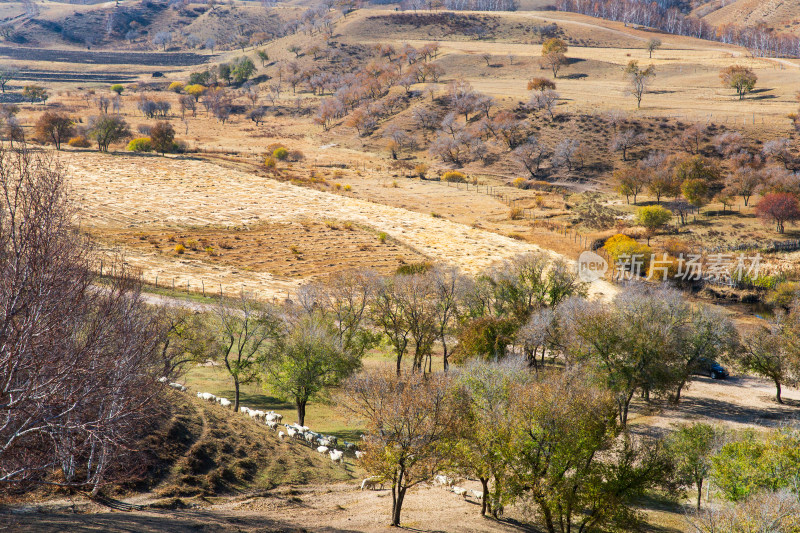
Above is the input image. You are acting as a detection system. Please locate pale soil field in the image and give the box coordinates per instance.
[64,151,616,300]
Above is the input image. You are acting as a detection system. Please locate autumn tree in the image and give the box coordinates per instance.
[614,165,646,204]
[527,77,556,91]
[34,111,75,150]
[262,309,361,425]
[513,137,549,177]
[340,369,463,527]
[720,65,757,100]
[541,38,568,78]
[528,89,559,120]
[503,369,672,532]
[737,304,800,404]
[87,114,131,152]
[636,205,672,244]
[0,66,19,92]
[725,166,761,206]
[647,38,662,58]
[149,121,175,155]
[624,60,655,109]
[755,192,800,234]
[667,423,718,510]
[682,178,710,209]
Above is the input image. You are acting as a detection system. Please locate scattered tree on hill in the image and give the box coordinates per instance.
[725,166,761,206]
[647,38,662,58]
[110,84,124,95]
[528,89,559,120]
[541,38,568,78]
[675,124,707,154]
[614,166,646,204]
[552,138,582,171]
[527,77,556,91]
[610,128,647,161]
[179,94,196,118]
[755,192,800,234]
[149,121,175,155]
[22,85,48,105]
[340,369,463,527]
[624,60,655,109]
[34,111,74,150]
[513,137,549,177]
[681,178,710,209]
[636,205,672,244]
[87,115,130,152]
[185,84,205,101]
[256,49,269,66]
[720,65,757,100]
[153,31,172,51]
[674,155,722,187]
[231,56,256,85]
[0,66,19,93]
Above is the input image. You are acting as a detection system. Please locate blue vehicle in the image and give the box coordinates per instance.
[693,357,729,380]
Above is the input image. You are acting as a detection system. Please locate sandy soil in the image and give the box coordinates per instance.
[64,151,616,300]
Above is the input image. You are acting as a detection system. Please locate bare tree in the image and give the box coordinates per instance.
[528,89,559,120]
[0,66,19,93]
[624,60,655,109]
[0,146,164,493]
[513,137,549,177]
[610,129,647,161]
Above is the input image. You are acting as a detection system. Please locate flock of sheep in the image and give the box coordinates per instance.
[163,379,357,466]
[165,380,486,506]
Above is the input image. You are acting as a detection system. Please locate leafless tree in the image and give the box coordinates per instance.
[0,146,165,493]
[610,129,647,161]
[513,137,549,177]
[552,138,582,171]
[528,89,559,120]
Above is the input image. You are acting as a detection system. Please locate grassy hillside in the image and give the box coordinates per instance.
[128,389,356,501]
[702,0,800,35]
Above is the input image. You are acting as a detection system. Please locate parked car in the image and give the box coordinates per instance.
[692,357,729,379]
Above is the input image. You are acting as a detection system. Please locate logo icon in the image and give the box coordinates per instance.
[578,251,608,282]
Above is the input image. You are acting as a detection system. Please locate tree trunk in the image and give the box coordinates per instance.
[696,479,703,510]
[396,353,402,376]
[391,486,406,526]
[480,478,489,516]
[234,378,240,412]
[775,380,783,404]
[674,379,686,403]
[442,334,449,372]
[296,397,307,426]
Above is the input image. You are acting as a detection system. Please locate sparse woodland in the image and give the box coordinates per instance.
[4,0,800,531]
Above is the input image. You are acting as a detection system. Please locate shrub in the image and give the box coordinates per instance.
[68,135,91,148]
[111,84,124,95]
[205,246,216,256]
[377,231,388,243]
[174,244,186,254]
[168,81,185,93]
[414,163,429,178]
[396,262,433,275]
[127,137,153,152]
[513,177,528,189]
[272,147,289,160]
[442,171,467,183]
[264,156,276,168]
[344,184,352,191]
[287,149,304,161]
[510,207,523,220]
[603,234,652,274]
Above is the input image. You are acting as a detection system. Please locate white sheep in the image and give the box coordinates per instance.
[317,445,329,454]
[451,486,468,499]
[278,431,285,440]
[360,476,383,491]
[318,437,331,447]
[329,449,344,463]
[240,406,251,415]
[286,426,298,439]
[434,475,453,487]
[197,392,216,402]
[157,377,168,383]
[219,398,232,409]
[305,432,317,444]
[344,441,356,451]
[355,451,366,460]
[169,383,186,392]
[266,420,278,429]
[469,490,484,501]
